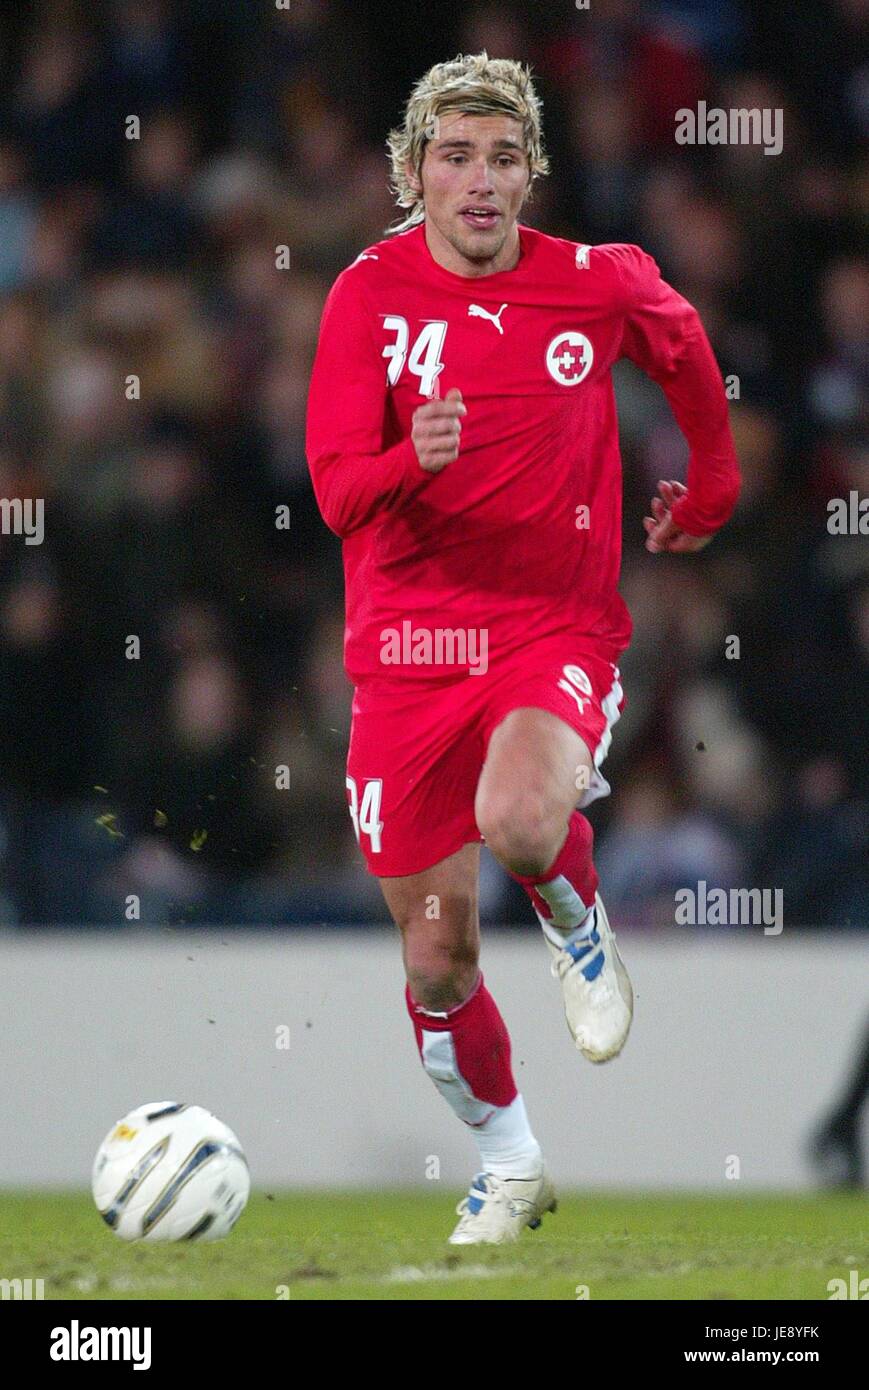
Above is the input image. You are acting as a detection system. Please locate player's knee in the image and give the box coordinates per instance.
[477,794,561,875]
[404,932,479,1013]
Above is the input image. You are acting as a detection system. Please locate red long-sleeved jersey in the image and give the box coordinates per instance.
[306,223,740,685]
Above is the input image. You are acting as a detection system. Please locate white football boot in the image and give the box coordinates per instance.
[546,893,633,1062]
[449,1170,557,1245]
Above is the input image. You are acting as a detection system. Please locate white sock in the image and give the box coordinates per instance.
[419,1030,542,1178]
[473,1096,543,1179]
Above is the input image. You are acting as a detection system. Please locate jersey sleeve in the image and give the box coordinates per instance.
[606,243,740,536]
[306,267,424,538]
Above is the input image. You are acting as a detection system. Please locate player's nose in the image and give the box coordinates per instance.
[466,161,496,193]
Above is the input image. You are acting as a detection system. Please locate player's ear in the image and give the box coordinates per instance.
[405,162,421,196]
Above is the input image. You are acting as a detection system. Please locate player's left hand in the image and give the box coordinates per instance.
[643,479,712,554]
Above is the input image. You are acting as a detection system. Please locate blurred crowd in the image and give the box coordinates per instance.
[0,0,865,928]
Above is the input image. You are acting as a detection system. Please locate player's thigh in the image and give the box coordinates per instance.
[474,640,624,856]
[379,842,481,1007]
[475,706,592,845]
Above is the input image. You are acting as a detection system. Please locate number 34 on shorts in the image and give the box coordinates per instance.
[346,775,384,854]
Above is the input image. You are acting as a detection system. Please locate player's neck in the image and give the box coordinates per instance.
[423,218,521,278]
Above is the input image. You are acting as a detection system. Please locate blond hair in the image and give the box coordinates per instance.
[385,51,550,235]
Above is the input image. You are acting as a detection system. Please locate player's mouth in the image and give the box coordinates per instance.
[459,206,500,230]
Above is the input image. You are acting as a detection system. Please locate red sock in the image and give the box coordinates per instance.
[405,973,517,1111]
[406,975,543,1176]
[511,810,598,933]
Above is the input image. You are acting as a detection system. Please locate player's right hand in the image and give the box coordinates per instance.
[411,386,466,474]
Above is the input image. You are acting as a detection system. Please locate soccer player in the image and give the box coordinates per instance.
[306,53,740,1243]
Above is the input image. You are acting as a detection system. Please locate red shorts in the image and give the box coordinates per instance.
[345,635,625,877]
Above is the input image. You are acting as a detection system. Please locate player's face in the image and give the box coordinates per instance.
[411,112,530,276]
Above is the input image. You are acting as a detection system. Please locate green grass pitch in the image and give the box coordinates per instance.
[1,1191,865,1300]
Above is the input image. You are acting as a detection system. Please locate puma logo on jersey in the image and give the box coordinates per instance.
[575,244,591,269]
[468,302,508,334]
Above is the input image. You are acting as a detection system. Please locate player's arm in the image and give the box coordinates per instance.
[610,244,741,553]
[306,270,465,538]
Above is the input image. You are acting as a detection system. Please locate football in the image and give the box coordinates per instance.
[91,1102,250,1242]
